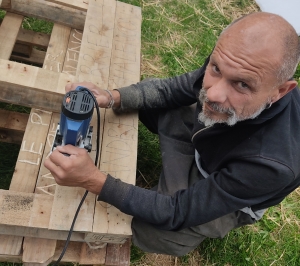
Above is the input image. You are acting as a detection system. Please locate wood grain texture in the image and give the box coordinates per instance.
[79,242,106,265]
[16,28,50,49]
[0,74,27,254]
[0,0,10,9]
[0,59,75,112]
[23,237,56,265]
[62,29,83,75]
[9,109,52,192]
[0,12,23,60]
[0,109,28,144]
[43,24,71,72]
[0,235,22,256]
[11,47,46,67]
[93,0,141,237]
[9,0,86,30]
[21,22,72,265]
[48,0,114,233]
[46,0,88,11]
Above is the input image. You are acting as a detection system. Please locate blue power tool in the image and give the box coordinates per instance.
[52,86,94,152]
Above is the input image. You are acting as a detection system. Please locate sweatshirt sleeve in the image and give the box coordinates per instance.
[113,66,206,112]
[98,156,294,231]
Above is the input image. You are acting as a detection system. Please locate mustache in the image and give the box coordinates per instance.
[199,89,235,115]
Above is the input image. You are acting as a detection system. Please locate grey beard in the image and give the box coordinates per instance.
[198,88,271,127]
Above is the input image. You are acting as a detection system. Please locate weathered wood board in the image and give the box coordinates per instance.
[0,59,75,111]
[5,0,87,30]
[91,0,141,238]
[46,0,88,11]
[0,109,28,144]
[0,2,141,263]
[0,12,23,60]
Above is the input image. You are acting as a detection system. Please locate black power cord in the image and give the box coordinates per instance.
[52,87,101,265]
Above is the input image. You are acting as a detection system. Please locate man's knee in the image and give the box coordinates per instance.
[131,218,206,256]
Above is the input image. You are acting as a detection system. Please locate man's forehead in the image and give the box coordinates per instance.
[209,51,261,88]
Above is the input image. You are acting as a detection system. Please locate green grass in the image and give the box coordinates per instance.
[1,0,300,265]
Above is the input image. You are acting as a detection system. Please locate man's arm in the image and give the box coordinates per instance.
[98,156,295,230]
[64,66,206,112]
[115,67,205,112]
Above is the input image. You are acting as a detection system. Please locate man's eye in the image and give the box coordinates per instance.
[237,81,249,90]
[212,65,220,73]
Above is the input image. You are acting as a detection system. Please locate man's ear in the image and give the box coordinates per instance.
[272,80,298,103]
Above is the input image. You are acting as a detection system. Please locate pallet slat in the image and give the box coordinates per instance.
[46,0,88,11]
[22,238,56,265]
[0,109,28,144]
[48,0,116,234]
[92,0,141,238]
[0,12,23,60]
[0,59,75,112]
[7,0,86,30]
[16,28,50,49]
[21,22,73,264]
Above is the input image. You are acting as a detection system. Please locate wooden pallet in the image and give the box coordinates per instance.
[0,0,141,264]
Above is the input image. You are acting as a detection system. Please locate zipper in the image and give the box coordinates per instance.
[191,125,212,141]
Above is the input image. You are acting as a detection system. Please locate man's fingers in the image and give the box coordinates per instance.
[44,157,63,178]
[56,144,81,155]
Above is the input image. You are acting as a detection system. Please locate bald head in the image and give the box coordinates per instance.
[219,12,300,85]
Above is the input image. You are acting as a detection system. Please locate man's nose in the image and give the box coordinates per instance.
[206,78,228,103]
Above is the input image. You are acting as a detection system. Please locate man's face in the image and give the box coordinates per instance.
[199,36,279,127]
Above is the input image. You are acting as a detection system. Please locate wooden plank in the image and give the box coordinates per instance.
[0,18,50,48]
[2,23,70,256]
[75,0,116,86]
[12,43,32,58]
[8,0,86,30]
[105,241,132,266]
[21,23,72,265]
[48,0,117,233]
[0,109,28,144]
[0,190,85,241]
[0,225,85,242]
[79,242,106,265]
[0,12,23,60]
[0,104,52,256]
[34,114,60,196]
[0,59,75,112]
[62,29,83,75]
[0,253,22,263]
[46,0,88,11]
[0,235,22,255]
[17,28,50,49]
[92,1,141,238]
[23,238,56,265]
[0,11,23,255]
[53,241,82,263]
[0,0,10,9]
[35,26,79,197]
[105,243,120,266]
[119,239,131,266]
[43,24,71,72]
[8,109,52,192]
[11,47,46,66]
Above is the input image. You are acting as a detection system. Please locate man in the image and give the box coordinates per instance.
[45,12,300,256]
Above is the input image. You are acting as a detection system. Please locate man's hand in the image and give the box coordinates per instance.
[44,145,107,195]
[65,81,120,109]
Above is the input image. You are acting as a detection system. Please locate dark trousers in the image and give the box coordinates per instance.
[131,105,255,256]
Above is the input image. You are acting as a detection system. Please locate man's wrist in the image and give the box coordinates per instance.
[84,171,107,195]
[104,89,121,109]
[111,90,121,109]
